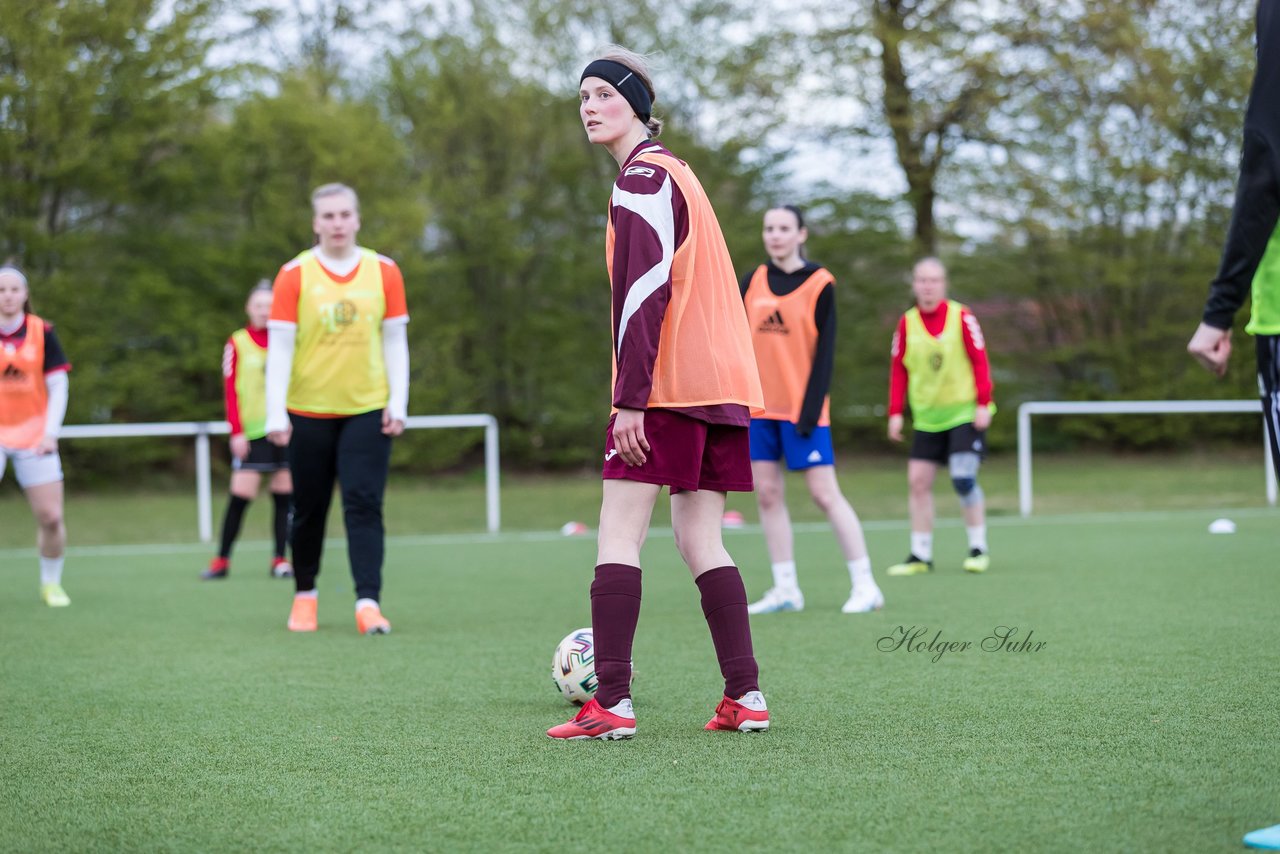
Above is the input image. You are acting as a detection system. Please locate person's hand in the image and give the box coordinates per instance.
[1187,322,1232,378]
[888,414,905,443]
[267,427,291,447]
[795,420,814,439]
[382,409,405,437]
[35,435,58,455]
[229,433,250,460]
[974,404,992,432]
[612,408,650,466]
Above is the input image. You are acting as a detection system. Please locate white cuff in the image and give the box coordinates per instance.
[382,320,410,422]
[265,323,296,434]
[43,371,69,438]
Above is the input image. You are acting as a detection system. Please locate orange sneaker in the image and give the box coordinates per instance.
[287,595,318,632]
[547,697,636,740]
[705,691,770,732]
[355,602,391,635]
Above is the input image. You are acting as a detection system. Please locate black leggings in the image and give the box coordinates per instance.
[1258,335,1280,481]
[288,409,392,601]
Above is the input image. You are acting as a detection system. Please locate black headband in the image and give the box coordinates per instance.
[580,59,652,124]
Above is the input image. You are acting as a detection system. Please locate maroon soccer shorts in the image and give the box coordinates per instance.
[601,408,753,493]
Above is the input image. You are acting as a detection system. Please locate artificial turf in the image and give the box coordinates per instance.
[1,504,1277,852]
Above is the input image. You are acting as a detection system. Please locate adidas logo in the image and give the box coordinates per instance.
[1,363,26,382]
[807,449,823,463]
[757,309,788,334]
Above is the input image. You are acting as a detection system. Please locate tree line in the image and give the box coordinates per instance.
[0,0,1261,480]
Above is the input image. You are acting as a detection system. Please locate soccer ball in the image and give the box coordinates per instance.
[551,628,597,705]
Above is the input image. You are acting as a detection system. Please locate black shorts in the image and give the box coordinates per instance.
[233,437,290,472]
[909,422,986,465]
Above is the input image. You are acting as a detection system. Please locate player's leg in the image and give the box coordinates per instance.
[672,487,768,732]
[24,460,69,606]
[947,423,989,572]
[269,464,293,578]
[335,409,393,635]
[285,414,339,631]
[748,457,805,613]
[29,482,67,607]
[802,463,883,613]
[205,469,260,580]
[673,421,768,732]
[1258,335,1280,482]
[547,477,658,740]
[888,434,941,575]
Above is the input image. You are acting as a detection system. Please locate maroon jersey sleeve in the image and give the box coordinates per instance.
[41,322,71,374]
[609,155,691,410]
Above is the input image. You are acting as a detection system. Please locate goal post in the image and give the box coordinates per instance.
[59,414,501,541]
[1017,400,1277,517]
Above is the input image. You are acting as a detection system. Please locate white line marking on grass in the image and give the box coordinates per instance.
[0,506,1274,560]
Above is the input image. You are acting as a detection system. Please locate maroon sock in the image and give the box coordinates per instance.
[696,566,760,700]
[590,563,642,709]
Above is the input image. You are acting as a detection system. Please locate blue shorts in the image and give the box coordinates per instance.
[749,420,835,470]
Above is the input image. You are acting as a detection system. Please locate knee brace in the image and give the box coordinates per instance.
[949,452,983,506]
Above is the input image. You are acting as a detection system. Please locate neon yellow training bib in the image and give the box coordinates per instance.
[230,328,267,439]
[288,249,389,415]
[903,300,980,433]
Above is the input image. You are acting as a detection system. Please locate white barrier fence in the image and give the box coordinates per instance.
[1017,400,1277,517]
[59,414,501,540]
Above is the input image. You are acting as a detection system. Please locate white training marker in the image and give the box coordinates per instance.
[1208,518,1237,534]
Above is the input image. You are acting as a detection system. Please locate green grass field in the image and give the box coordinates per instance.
[1,453,1278,852]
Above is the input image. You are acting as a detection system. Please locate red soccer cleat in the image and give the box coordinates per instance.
[547,698,636,740]
[705,691,770,732]
[201,557,229,580]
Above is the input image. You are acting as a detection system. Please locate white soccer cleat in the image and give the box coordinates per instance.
[747,587,804,615]
[841,583,885,614]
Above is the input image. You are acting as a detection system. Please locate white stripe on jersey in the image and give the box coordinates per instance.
[612,175,675,359]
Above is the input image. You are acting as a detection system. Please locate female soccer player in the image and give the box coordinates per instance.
[264,183,410,635]
[202,282,293,581]
[548,47,768,740]
[741,206,883,614]
[0,265,73,607]
[886,257,994,575]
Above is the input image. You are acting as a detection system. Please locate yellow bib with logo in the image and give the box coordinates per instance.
[903,300,978,433]
[289,249,389,415]
[231,329,268,439]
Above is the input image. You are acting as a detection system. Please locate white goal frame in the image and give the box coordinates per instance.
[58,414,501,541]
[1017,400,1277,517]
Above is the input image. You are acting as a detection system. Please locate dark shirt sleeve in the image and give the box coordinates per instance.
[796,283,835,436]
[1203,5,1280,329]
[739,269,753,300]
[42,323,71,373]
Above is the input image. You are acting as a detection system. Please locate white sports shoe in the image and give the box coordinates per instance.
[841,583,885,614]
[747,587,804,615]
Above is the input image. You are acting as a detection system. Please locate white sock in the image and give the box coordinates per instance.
[294,589,318,600]
[967,525,988,553]
[606,698,635,719]
[910,532,933,561]
[39,556,63,586]
[770,560,798,592]
[847,556,874,587]
[355,597,379,612]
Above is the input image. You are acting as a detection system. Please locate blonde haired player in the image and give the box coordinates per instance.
[202,281,294,581]
[0,265,73,607]
[549,47,769,740]
[886,258,994,575]
[265,184,409,635]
